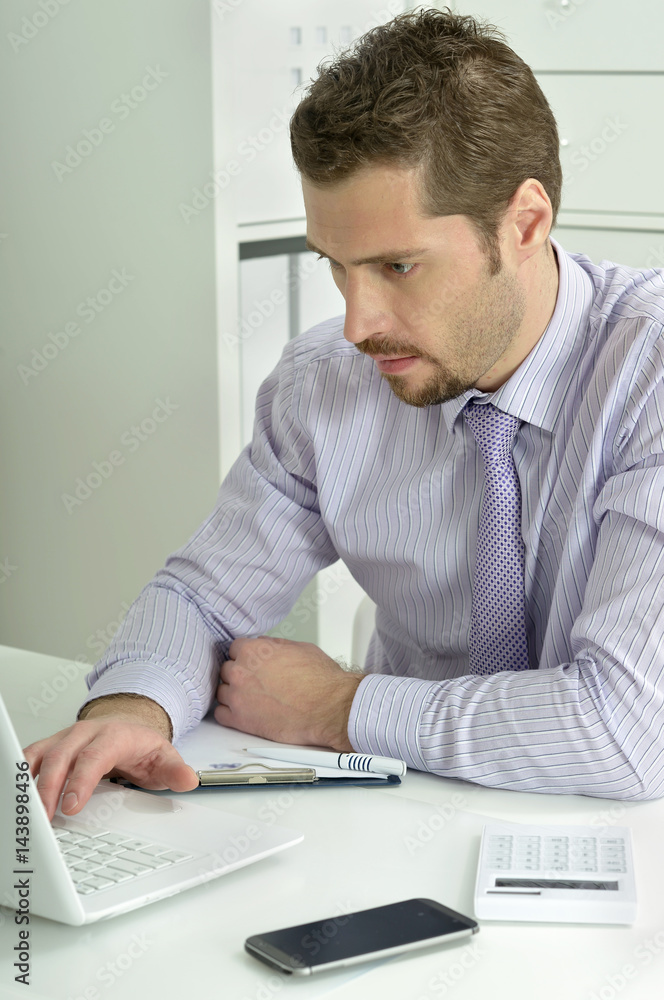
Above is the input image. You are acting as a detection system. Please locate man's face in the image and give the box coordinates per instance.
[303,163,529,406]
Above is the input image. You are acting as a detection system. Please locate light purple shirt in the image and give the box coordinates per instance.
[84,237,664,800]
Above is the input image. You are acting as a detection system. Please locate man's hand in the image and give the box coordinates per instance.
[215,637,364,750]
[23,695,199,822]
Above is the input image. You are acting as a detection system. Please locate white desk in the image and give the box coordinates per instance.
[1,643,663,999]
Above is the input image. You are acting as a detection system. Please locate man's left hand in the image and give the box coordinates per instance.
[214,637,364,750]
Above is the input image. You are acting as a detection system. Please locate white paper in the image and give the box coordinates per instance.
[174,715,392,780]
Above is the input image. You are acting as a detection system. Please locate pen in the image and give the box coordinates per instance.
[242,747,407,777]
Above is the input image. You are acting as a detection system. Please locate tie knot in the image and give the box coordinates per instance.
[463,402,521,469]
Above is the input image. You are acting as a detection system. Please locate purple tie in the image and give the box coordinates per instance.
[463,401,530,675]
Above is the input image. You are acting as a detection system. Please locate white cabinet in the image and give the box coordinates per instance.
[541,75,664,215]
[223,0,409,226]
[551,227,664,270]
[461,0,664,71]
[446,1,664,289]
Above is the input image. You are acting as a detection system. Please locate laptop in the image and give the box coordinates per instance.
[0,693,303,926]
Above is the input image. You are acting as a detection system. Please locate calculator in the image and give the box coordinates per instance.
[474,822,636,924]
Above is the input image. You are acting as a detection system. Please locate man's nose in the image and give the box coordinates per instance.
[342,274,393,345]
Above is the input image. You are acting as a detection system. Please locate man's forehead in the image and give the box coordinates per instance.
[302,164,447,264]
[301,162,423,215]
[304,236,435,267]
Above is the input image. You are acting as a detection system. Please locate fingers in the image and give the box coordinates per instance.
[214,702,240,732]
[147,744,199,792]
[227,635,282,662]
[30,724,120,821]
[24,720,200,822]
[23,726,73,779]
[227,637,248,659]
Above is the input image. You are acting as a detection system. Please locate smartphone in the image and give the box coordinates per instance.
[244,897,479,975]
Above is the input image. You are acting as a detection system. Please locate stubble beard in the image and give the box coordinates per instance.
[357,258,528,408]
[381,361,475,408]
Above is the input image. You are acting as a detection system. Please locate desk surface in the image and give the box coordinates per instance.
[1,643,663,999]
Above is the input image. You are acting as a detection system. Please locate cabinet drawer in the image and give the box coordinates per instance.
[553,225,664,270]
[462,0,664,71]
[537,74,664,215]
[226,0,408,226]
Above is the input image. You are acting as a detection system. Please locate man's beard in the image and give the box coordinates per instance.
[355,340,474,407]
[381,361,473,407]
[354,258,528,408]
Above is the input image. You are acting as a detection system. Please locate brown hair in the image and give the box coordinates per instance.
[290,6,562,274]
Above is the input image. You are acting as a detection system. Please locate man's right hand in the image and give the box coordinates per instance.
[22,695,200,821]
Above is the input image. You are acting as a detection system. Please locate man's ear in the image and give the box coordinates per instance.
[503,177,553,266]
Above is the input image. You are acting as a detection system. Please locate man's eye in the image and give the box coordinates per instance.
[315,255,417,277]
[317,255,341,270]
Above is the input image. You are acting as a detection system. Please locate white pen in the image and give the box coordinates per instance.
[242,747,407,777]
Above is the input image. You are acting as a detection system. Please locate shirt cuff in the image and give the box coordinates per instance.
[347,673,437,771]
[80,663,194,742]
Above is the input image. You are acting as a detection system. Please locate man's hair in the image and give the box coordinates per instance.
[290,6,562,274]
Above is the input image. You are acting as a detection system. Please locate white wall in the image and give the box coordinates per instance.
[0,1,220,661]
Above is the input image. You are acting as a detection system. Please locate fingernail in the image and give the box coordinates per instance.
[62,791,78,813]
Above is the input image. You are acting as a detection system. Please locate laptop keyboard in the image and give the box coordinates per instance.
[52,821,194,895]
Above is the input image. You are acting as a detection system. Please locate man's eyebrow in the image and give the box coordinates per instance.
[305,239,432,267]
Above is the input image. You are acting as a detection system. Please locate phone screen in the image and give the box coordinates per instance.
[246,898,477,972]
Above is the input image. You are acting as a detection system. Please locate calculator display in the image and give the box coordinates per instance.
[494,878,619,891]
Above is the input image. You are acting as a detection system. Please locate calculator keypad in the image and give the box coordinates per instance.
[485,834,627,874]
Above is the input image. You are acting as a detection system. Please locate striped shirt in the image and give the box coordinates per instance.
[85,236,664,800]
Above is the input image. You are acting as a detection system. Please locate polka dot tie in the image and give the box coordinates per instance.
[463,401,530,675]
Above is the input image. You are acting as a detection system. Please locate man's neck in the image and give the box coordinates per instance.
[477,239,561,393]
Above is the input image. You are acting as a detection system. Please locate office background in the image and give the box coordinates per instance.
[1,0,663,673]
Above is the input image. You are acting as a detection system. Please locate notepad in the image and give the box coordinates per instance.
[174,716,404,787]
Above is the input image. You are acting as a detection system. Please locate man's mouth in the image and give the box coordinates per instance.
[372,356,419,374]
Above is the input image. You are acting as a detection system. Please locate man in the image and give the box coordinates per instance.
[27,8,664,819]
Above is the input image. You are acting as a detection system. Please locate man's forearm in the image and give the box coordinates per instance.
[349,664,663,801]
[78,693,173,741]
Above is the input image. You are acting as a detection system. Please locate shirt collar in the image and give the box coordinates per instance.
[440,236,596,433]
